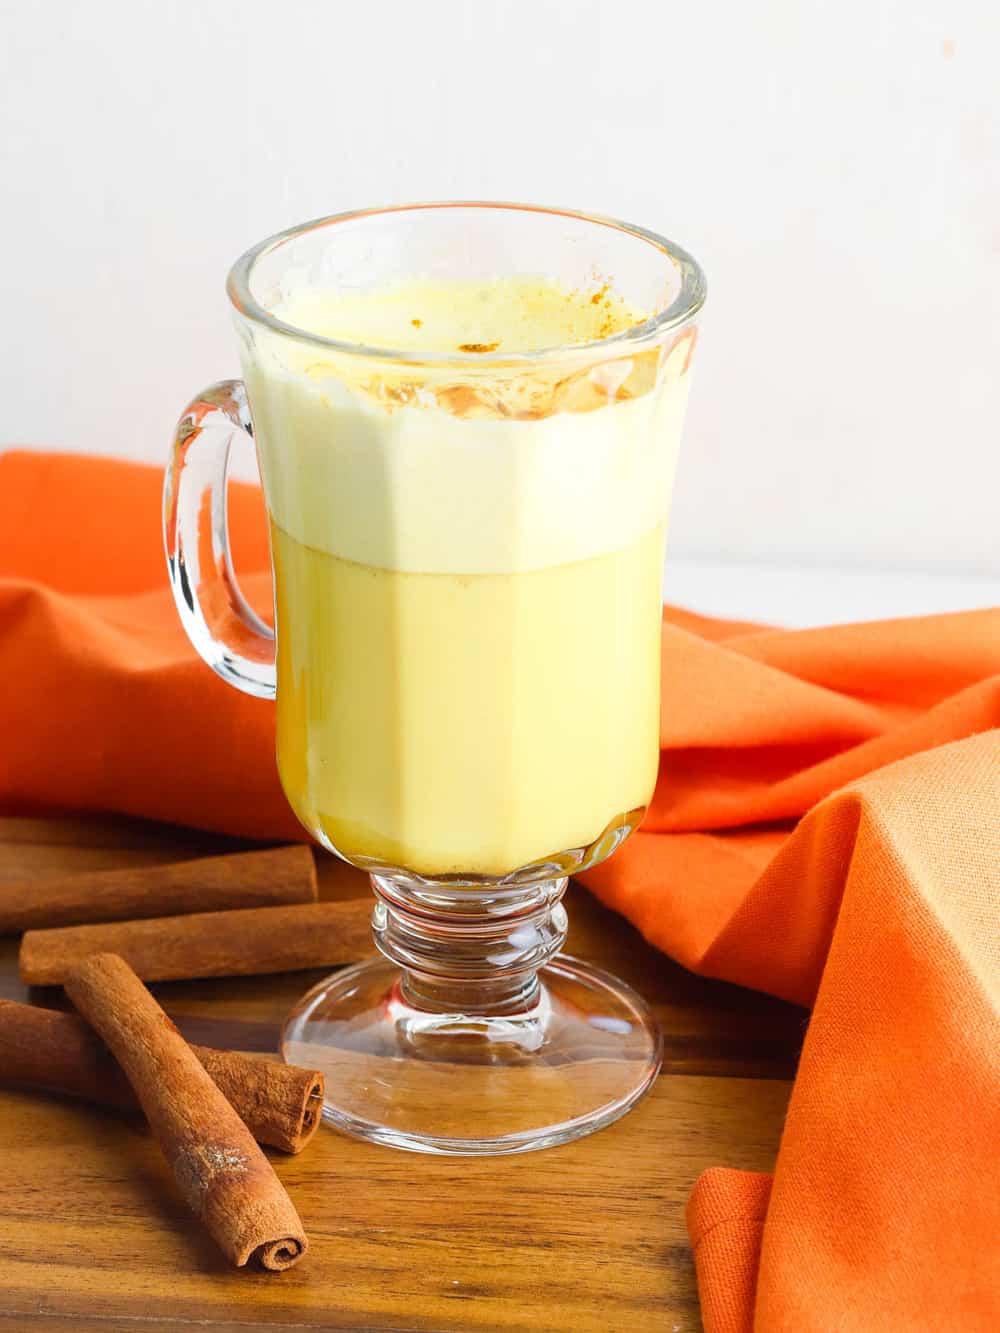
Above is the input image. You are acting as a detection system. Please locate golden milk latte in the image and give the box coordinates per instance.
[243,278,692,876]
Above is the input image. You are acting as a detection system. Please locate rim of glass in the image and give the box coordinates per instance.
[227,201,706,366]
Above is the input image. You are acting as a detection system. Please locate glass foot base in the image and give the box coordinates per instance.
[281,955,662,1155]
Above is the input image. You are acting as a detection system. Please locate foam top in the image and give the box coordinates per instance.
[242,278,694,574]
[273,276,649,355]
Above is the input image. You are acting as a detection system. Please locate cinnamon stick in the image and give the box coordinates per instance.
[64,953,308,1270]
[0,999,323,1152]
[20,899,372,985]
[0,845,317,934]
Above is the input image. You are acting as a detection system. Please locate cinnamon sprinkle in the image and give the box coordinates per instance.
[458,342,500,353]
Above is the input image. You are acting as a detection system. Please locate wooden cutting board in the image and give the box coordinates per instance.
[0,816,803,1331]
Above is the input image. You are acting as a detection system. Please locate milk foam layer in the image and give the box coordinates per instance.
[241,278,693,575]
[272,275,646,353]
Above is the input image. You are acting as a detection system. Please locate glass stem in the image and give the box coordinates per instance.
[370,873,569,1016]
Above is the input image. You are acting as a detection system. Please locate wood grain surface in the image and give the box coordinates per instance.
[0,816,804,1331]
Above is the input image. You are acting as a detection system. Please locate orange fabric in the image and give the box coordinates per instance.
[680,741,1000,1330]
[1,450,998,1328]
[688,1170,773,1333]
[0,450,299,839]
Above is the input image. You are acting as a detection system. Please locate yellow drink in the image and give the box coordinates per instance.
[273,520,665,876]
[244,274,694,878]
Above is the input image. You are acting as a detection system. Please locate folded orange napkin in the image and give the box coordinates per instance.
[0,450,300,840]
[673,735,999,1329]
[2,449,998,1328]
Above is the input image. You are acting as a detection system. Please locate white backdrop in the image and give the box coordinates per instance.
[2,0,997,579]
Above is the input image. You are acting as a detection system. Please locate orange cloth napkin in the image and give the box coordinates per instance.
[2,450,998,1328]
[674,737,999,1330]
[0,450,300,840]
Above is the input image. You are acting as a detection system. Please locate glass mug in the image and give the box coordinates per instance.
[165,203,705,1154]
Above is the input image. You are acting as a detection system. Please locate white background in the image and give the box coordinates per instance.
[1,0,997,620]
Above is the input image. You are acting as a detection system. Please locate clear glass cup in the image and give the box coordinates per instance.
[164,202,705,1154]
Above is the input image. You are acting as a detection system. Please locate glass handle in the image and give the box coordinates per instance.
[163,379,276,699]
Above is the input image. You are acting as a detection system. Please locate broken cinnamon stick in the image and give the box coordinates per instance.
[0,844,317,934]
[20,898,372,985]
[0,998,323,1152]
[64,953,308,1270]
